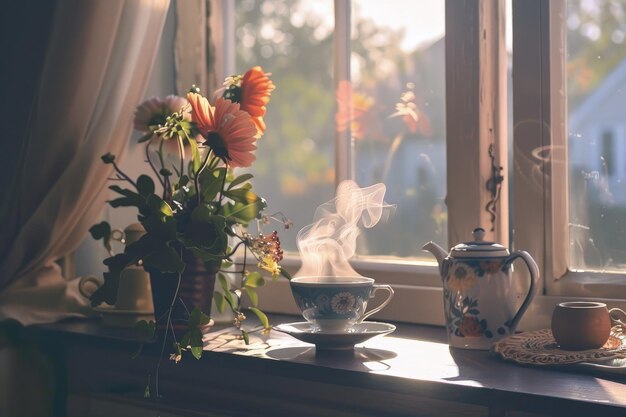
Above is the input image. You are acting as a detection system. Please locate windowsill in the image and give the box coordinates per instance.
[23,315,626,417]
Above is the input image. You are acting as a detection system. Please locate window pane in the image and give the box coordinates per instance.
[568,0,626,271]
[235,0,336,252]
[350,0,447,258]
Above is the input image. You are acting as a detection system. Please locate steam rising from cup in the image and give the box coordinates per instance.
[295,180,394,279]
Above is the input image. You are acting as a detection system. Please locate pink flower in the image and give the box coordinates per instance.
[187,93,257,168]
[133,95,189,133]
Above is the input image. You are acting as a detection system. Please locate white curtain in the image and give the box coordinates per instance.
[0,0,170,326]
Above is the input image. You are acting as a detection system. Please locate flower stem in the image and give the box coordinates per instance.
[176,135,185,179]
[111,160,137,189]
[145,140,166,191]
[194,147,215,206]
[157,139,172,201]
[154,255,183,398]
[217,167,229,213]
[225,241,245,258]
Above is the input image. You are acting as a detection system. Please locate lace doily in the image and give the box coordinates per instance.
[492,327,626,366]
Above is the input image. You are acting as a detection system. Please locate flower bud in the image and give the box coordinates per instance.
[101,153,116,164]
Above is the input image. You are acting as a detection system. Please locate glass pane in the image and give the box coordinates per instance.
[350,0,447,258]
[235,0,336,252]
[568,0,626,271]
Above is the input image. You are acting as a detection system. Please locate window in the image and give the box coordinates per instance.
[214,0,626,326]
[513,0,626,317]
[233,0,447,260]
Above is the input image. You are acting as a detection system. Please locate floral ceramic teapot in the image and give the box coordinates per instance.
[423,228,539,350]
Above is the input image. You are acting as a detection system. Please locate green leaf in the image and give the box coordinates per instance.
[182,207,228,253]
[227,173,254,190]
[223,290,236,311]
[188,306,211,327]
[223,188,259,205]
[109,185,144,204]
[187,137,202,173]
[213,291,226,314]
[136,175,155,198]
[189,328,204,360]
[243,272,264,288]
[89,221,112,254]
[90,253,132,306]
[89,221,111,240]
[200,167,226,202]
[248,307,270,330]
[241,330,250,345]
[243,287,258,307]
[218,273,230,292]
[180,331,191,348]
[142,213,177,242]
[222,199,266,224]
[187,247,225,262]
[146,194,174,217]
[142,245,185,273]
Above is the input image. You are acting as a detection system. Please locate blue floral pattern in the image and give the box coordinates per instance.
[444,258,508,339]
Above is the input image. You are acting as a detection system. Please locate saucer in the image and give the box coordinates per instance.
[273,321,396,350]
[93,305,154,327]
[93,305,153,315]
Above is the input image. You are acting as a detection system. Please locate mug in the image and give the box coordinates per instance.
[114,266,154,312]
[551,301,624,350]
[78,276,102,298]
[78,270,153,312]
[109,223,153,312]
[289,276,394,333]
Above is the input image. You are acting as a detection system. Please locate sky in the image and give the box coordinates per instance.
[301,0,512,52]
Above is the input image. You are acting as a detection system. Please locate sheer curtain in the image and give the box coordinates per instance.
[0,0,170,326]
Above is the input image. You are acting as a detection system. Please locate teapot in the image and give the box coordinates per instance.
[423,227,539,350]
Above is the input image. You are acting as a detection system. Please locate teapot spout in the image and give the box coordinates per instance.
[422,241,448,275]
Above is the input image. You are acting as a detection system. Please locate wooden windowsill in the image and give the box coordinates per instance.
[23,315,626,417]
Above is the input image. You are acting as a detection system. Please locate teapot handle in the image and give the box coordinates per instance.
[504,251,540,332]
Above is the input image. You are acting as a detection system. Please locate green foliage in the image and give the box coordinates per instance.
[92,64,289,373]
[243,271,264,288]
[248,307,270,331]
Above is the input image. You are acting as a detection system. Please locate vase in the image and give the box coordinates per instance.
[148,249,218,325]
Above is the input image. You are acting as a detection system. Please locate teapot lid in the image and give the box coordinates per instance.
[450,227,509,258]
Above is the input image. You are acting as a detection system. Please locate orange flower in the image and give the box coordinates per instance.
[459,316,483,337]
[335,80,382,141]
[187,93,257,168]
[239,67,275,136]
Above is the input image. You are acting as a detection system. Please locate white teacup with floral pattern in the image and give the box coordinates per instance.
[289,276,394,333]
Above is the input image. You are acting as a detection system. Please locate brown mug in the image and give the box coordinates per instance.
[551,301,623,351]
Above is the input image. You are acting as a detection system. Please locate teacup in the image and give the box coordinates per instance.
[551,301,624,350]
[78,270,153,313]
[289,276,394,333]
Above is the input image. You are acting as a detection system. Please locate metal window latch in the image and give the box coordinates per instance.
[486,144,504,232]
